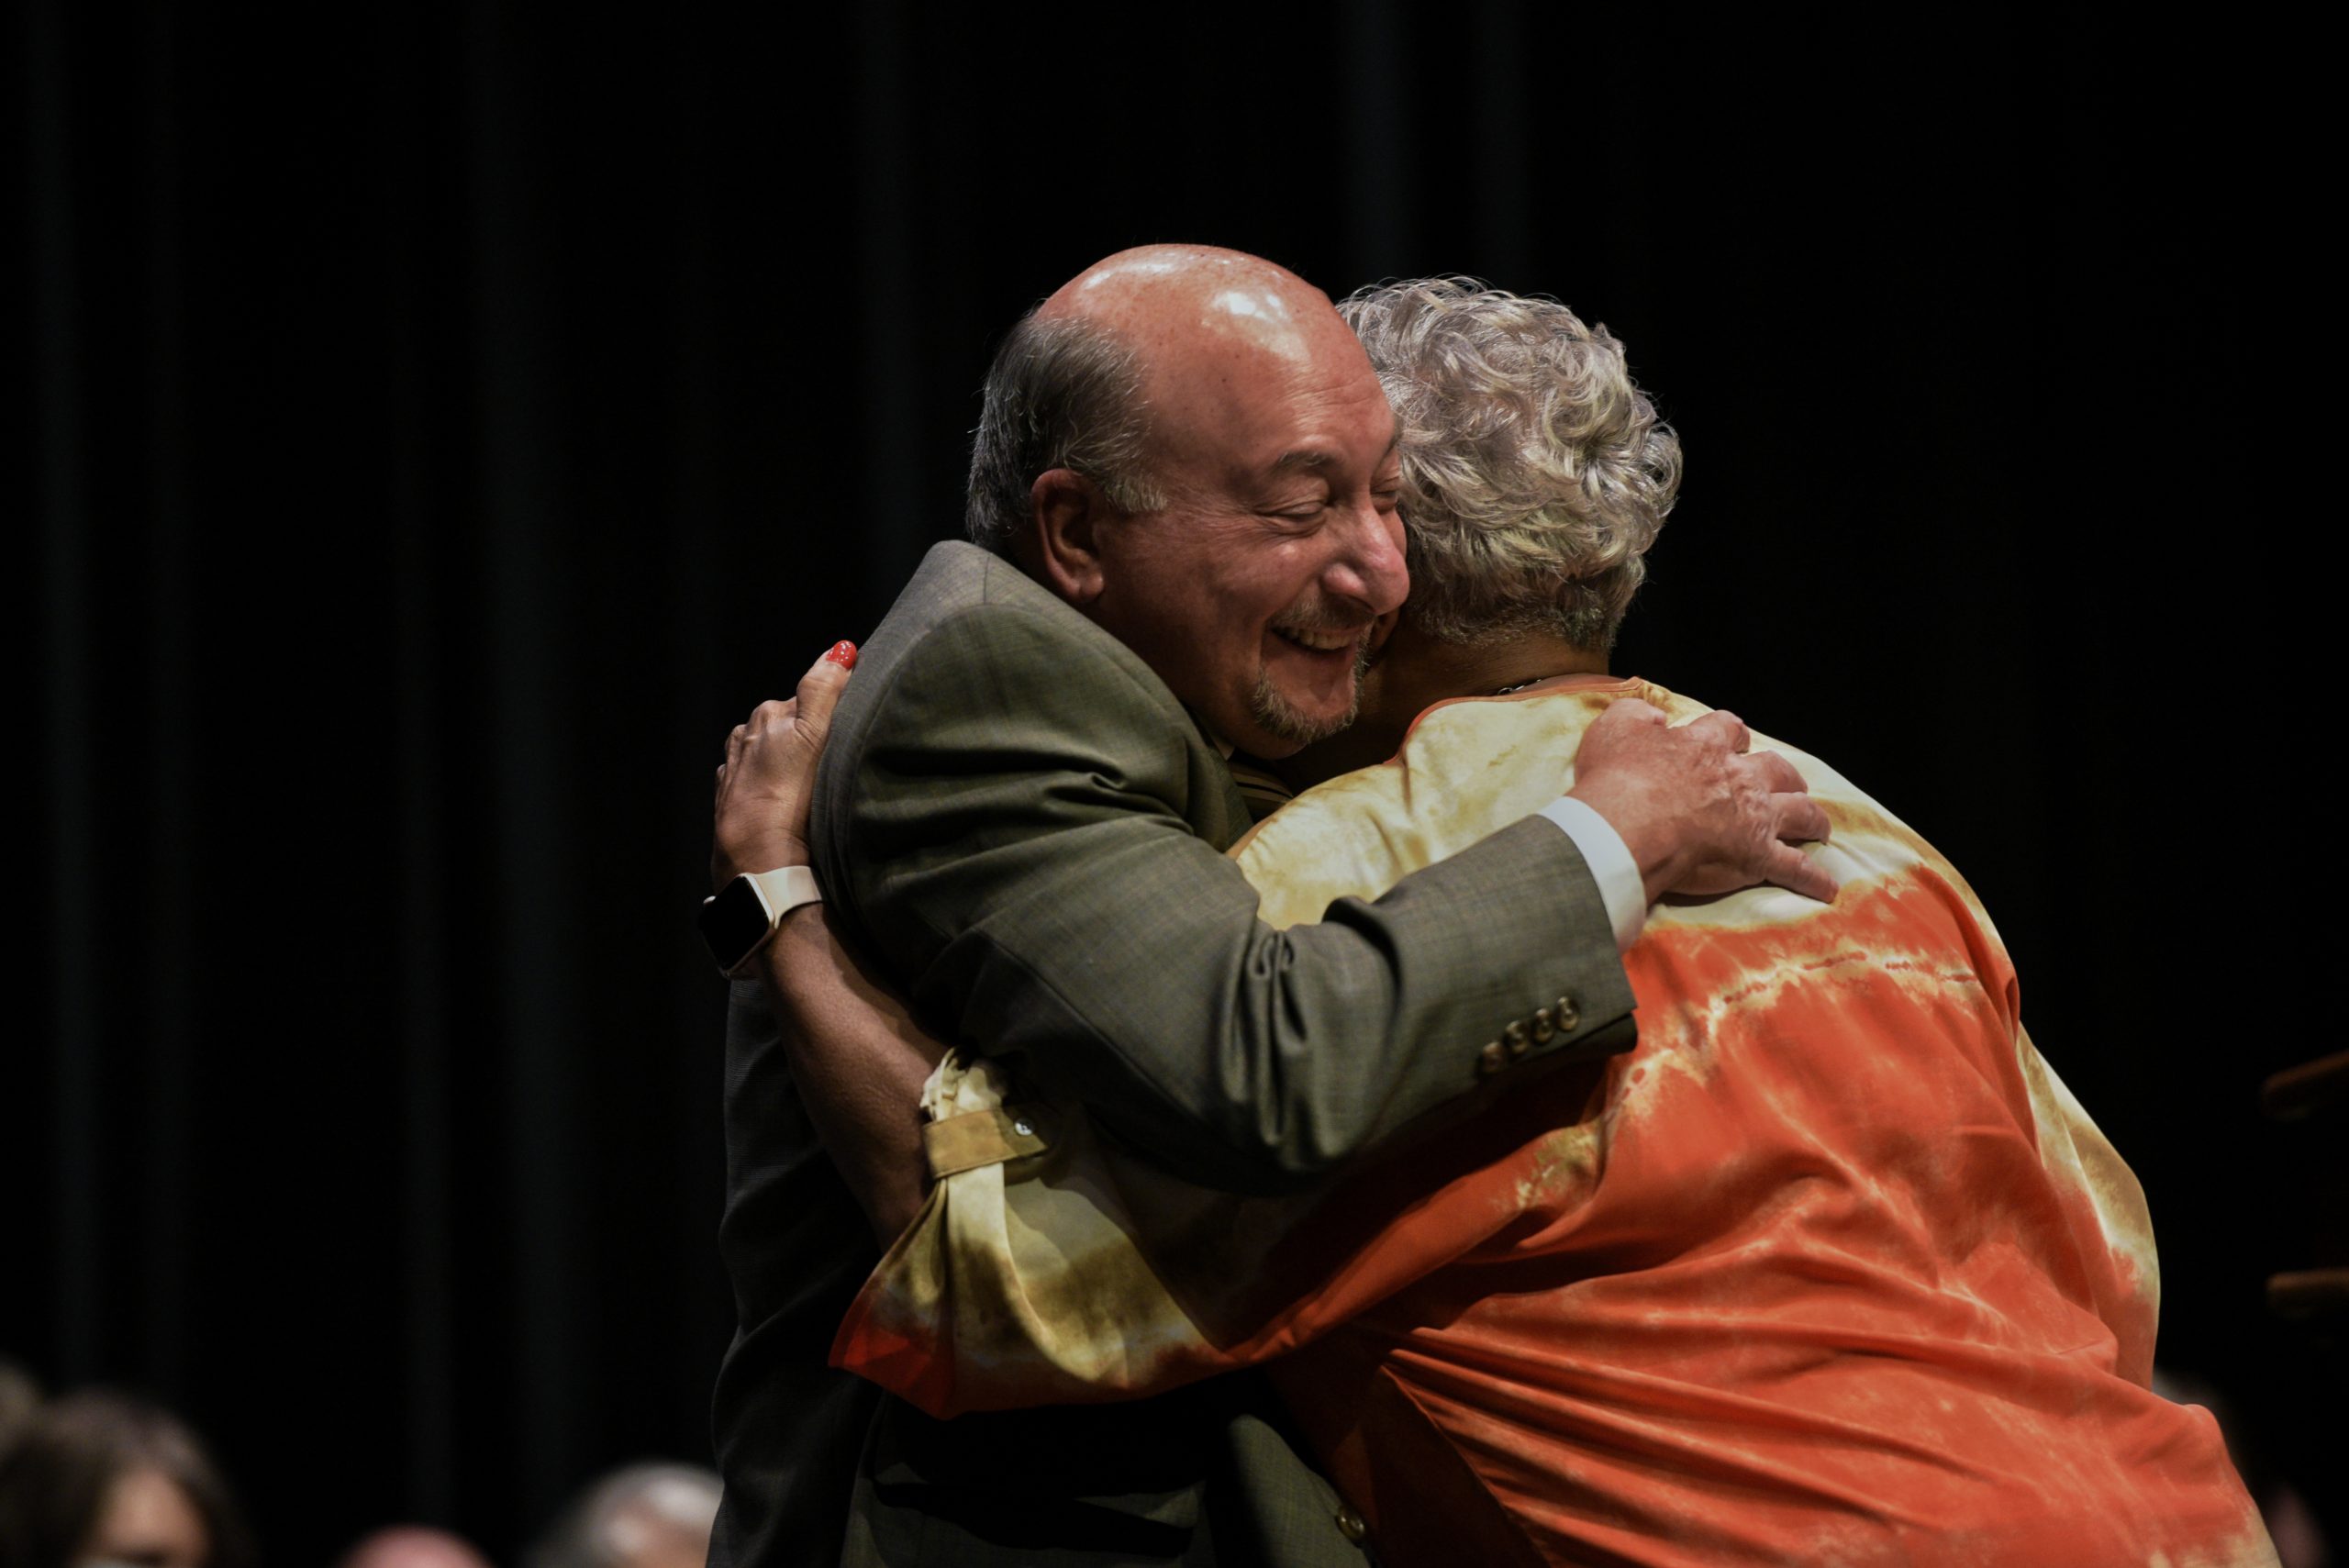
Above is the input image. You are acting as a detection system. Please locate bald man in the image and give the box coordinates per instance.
[531,1465,721,1568]
[705,247,1830,1568]
[339,1529,495,1568]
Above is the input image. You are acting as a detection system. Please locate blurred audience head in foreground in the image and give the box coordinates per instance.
[338,1526,496,1568]
[526,1463,719,1568]
[0,1362,40,1455]
[0,1386,251,1568]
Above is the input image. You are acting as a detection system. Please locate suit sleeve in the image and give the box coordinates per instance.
[817,602,1635,1195]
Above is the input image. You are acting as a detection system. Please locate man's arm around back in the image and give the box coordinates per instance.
[814,544,1634,1195]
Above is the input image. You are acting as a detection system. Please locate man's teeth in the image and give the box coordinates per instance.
[1275,628,1355,652]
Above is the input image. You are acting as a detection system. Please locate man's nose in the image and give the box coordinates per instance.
[1322,500,1409,617]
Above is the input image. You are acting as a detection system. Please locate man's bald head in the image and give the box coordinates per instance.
[966,245,1374,560]
[965,245,1408,756]
[526,1463,720,1568]
[339,1528,495,1568]
[1035,247,1382,512]
[1036,244,1348,363]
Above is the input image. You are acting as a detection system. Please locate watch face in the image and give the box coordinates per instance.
[699,877,774,973]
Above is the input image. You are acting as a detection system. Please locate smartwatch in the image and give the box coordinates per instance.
[700,866,822,977]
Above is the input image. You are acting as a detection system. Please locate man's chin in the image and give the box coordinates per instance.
[1245,672,1361,751]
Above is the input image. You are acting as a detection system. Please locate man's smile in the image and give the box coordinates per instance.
[1270,624,1363,656]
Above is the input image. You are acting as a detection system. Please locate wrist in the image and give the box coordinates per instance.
[1567,787,1668,889]
[1628,833,1684,907]
[1537,795,1650,950]
[699,863,822,977]
[711,832,812,895]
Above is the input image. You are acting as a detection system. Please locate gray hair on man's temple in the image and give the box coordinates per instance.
[964,311,1165,557]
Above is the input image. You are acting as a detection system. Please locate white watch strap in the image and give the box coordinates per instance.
[751,865,823,921]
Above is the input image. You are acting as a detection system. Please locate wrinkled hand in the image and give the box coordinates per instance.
[1568,698,1836,905]
[711,641,856,892]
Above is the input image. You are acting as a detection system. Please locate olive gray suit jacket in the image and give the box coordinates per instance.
[709,541,1636,1566]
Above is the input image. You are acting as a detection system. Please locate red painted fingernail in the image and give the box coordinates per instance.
[823,640,858,670]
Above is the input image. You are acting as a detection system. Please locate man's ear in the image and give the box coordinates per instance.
[1030,469,1114,605]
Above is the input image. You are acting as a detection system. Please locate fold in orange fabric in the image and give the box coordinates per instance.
[835,679,2277,1567]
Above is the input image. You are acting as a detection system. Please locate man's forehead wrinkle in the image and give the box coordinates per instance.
[1258,418,1398,482]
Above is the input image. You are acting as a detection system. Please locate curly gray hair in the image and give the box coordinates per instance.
[1340,279,1681,653]
[964,309,1164,557]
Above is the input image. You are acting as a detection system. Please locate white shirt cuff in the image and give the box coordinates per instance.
[1535,796,1648,951]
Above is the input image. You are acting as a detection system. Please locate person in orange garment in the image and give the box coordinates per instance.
[742,280,2276,1567]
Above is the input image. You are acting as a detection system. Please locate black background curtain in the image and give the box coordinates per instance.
[13,4,2333,1562]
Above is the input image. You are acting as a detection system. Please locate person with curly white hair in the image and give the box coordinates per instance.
[751,279,2276,1566]
[1286,278,1684,786]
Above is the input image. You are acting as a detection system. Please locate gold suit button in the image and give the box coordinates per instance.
[1503,1020,1531,1058]
[1554,994,1580,1031]
[1334,1507,1368,1542]
[1477,1040,1508,1075]
[1531,1006,1558,1043]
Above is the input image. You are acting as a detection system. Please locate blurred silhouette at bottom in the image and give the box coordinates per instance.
[338,1526,498,1568]
[0,1385,252,1568]
[2155,1368,2333,1568]
[526,1464,720,1568]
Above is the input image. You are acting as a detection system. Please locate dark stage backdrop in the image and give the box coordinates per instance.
[14,5,2331,1562]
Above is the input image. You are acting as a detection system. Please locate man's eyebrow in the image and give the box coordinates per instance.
[1268,432,1401,476]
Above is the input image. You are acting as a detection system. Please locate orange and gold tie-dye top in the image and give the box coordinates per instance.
[833,678,2277,1568]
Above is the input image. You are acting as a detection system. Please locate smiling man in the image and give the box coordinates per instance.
[1005,251,1409,754]
[706,247,1833,1568]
